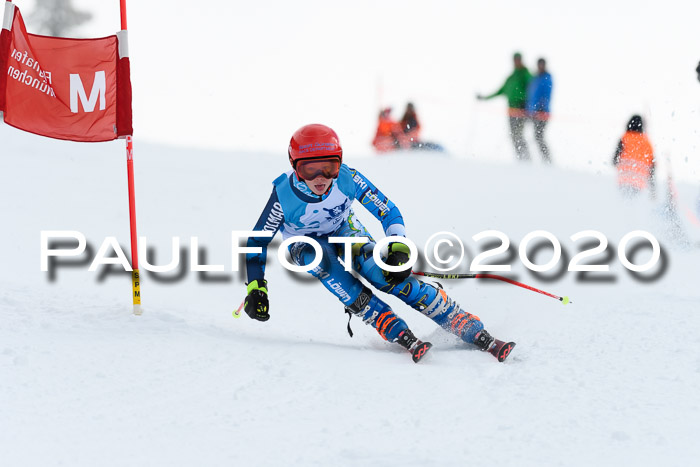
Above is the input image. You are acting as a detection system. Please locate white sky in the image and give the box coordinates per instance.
[14,0,700,180]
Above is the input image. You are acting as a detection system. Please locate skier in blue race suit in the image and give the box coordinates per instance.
[244,124,511,362]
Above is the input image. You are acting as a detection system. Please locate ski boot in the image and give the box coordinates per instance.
[397,329,432,363]
[474,330,516,363]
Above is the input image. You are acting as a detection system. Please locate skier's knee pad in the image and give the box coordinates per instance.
[290,241,312,267]
[345,285,407,342]
[290,240,332,269]
[290,240,340,282]
[353,242,417,292]
[406,281,446,315]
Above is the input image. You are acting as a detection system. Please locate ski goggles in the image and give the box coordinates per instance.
[295,157,341,180]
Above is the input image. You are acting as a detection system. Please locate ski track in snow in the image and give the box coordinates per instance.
[2,127,700,466]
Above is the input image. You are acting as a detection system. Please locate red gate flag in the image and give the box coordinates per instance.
[0,2,132,142]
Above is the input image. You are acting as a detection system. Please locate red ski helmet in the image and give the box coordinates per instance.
[288,124,343,176]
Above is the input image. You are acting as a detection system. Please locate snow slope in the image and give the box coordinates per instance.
[1,125,700,467]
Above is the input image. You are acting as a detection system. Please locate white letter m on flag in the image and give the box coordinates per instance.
[70,71,106,113]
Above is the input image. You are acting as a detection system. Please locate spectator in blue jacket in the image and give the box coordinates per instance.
[526,58,553,163]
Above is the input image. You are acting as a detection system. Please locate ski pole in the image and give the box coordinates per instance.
[233,299,244,318]
[412,271,572,305]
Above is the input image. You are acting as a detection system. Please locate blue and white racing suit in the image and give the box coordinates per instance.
[246,164,484,343]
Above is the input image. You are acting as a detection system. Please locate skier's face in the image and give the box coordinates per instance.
[306,175,333,195]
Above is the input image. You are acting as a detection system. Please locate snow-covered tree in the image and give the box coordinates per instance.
[29,0,93,37]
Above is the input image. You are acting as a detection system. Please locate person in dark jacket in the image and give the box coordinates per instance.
[526,58,553,163]
[398,102,444,151]
[399,102,421,145]
[477,52,533,160]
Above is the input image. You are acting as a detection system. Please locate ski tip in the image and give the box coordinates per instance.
[495,341,516,362]
[412,341,432,363]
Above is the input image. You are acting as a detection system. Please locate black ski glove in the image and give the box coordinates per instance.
[383,242,412,286]
[244,279,270,321]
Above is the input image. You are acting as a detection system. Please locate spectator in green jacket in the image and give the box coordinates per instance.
[477,52,533,160]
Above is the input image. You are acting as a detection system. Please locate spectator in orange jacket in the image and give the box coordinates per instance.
[373,108,407,152]
[612,115,656,197]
